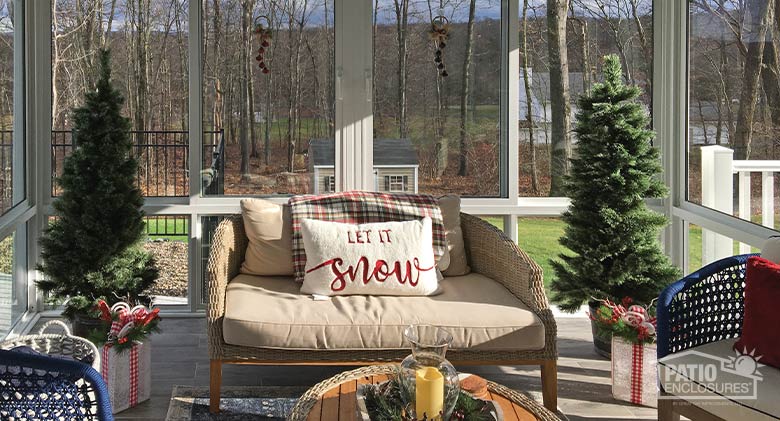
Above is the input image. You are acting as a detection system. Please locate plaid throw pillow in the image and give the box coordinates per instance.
[289,191,446,282]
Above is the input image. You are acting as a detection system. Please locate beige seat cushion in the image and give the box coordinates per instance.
[659,338,780,420]
[240,198,294,276]
[223,272,544,351]
[439,195,470,277]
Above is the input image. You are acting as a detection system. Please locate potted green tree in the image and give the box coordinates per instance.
[37,50,158,337]
[551,55,679,357]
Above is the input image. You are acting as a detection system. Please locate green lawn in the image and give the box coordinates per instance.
[478,216,769,298]
[144,217,188,242]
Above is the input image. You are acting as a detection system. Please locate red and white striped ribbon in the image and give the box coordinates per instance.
[630,343,643,404]
[101,346,110,386]
[129,345,139,407]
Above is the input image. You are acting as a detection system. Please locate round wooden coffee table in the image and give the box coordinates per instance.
[289,365,561,421]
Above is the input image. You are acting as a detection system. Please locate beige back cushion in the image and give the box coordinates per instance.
[761,236,780,263]
[240,198,294,276]
[439,195,471,276]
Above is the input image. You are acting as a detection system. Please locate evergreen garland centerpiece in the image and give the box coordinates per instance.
[550,55,679,351]
[37,50,159,326]
[363,373,495,421]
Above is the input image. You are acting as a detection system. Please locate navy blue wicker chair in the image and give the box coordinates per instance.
[657,253,755,359]
[0,348,114,421]
[656,253,761,421]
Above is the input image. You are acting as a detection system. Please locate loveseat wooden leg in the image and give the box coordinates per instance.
[210,359,223,414]
[540,360,557,412]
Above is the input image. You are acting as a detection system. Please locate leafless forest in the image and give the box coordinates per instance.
[0,0,778,201]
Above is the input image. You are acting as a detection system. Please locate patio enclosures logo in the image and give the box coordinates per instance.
[660,348,765,400]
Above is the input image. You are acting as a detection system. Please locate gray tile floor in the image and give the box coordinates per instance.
[33,316,660,421]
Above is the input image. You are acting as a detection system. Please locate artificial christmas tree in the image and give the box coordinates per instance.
[551,55,678,353]
[38,50,158,332]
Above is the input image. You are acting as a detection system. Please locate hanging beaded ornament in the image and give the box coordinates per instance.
[253,15,272,74]
[429,15,450,77]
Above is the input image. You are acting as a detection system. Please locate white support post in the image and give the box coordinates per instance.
[739,171,751,254]
[762,171,775,229]
[503,214,518,244]
[701,145,734,264]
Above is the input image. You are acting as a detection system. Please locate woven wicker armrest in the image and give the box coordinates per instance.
[206,216,248,359]
[460,213,548,312]
[657,253,756,359]
[460,213,556,359]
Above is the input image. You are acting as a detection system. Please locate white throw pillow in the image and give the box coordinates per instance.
[300,218,439,296]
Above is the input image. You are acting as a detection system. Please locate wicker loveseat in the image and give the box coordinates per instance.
[206,212,558,414]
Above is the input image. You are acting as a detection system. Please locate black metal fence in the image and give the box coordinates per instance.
[51,129,225,197]
[145,215,189,238]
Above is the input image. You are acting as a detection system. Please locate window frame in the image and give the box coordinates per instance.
[657,0,778,273]
[387,175,405,192]
[324,175,336,193]
[31,0,708,315]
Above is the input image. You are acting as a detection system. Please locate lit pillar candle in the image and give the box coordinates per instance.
[415,366,444,420]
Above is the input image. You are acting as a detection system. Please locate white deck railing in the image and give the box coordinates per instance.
[701,145,779,263]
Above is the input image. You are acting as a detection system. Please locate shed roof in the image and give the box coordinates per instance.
[309,138,418,167]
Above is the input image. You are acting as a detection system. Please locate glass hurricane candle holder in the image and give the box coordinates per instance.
[399,325,460,420]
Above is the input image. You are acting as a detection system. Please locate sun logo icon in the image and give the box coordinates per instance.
[724,348,765,378]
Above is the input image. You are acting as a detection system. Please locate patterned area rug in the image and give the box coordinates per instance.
[165,386,308,420]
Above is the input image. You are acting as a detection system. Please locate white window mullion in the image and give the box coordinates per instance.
[29,0,53,313]
[655,0,689,269]
[504,0,519,204]
[335,0,373,192]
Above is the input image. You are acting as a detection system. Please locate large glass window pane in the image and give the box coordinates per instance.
[688,0,780,231]
[51,0,189,197]
[144,215,188,305]
[0,231,22,337]
[519,1,653,197]
[0,0,21,214]
[373,0,502,197]
[202,1,334,196]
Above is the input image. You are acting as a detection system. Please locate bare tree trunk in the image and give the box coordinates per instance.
[569,6,590,93]
[287,0,308,172]
[104,0,118,47]
[52,0,60,128]
[547,0,571,196]
[394,0,410,138]
[175,0,187,129]
[212,0,223,130]
[760,0,780,145]
[697,98,709,145]
[133,0,151,131]
[734,0,774,160]
[630,0,652,95]
[427,0,448,178]
[249,43,259,158]
[522,0,539,194]
[456,0,477,177]
[239,0,251,178]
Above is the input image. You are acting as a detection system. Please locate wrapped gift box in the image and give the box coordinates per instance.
[100,341,152,413]
[611,337,657,407]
